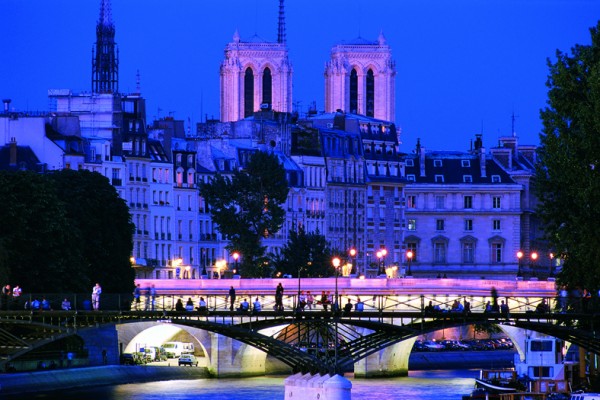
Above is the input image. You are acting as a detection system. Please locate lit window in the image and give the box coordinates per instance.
[407,219,417,231]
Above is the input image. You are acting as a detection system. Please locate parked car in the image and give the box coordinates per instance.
[423,341,445,351]
[178,353,198,367]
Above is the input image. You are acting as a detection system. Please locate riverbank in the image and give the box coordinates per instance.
[0,351,515,396]
[0,365,209,396]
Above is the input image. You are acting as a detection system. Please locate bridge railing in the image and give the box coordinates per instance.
[2,292,597,315]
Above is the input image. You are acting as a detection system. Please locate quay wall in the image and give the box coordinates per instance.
[0,365,209,396]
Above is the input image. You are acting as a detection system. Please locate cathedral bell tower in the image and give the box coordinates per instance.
[219,0,293,122]
[324,32,396,122]
[92,0,119,94]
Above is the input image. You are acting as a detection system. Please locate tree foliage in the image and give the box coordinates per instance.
[48,169,135,293]
[0,170,134,293]
[200,151,289,277]
[275,226,333,278]
[535,22,600,290]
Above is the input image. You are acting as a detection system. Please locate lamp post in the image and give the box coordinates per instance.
[232,252,240,276]
[406,250,414,277]
[349,248,357,275]
[331,256,341,375]
[517,251,523,277]
[531,251,538,278]
[549,253,555,277]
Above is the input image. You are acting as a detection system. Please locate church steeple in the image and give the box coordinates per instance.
[92,0,119,94]
[277,0,286,44]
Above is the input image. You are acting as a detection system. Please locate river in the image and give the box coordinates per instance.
[14,370,480,399]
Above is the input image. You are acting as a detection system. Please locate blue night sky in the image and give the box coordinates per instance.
[1,0,598,152]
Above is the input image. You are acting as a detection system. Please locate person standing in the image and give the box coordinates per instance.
[11,285,21,310]
[229,286,236,311]
[133,284,141,310]
[92,283,102,310]
[144,285,152,310]
[149,284,157,311]
[1,284,11,310]
[275,283,284,312]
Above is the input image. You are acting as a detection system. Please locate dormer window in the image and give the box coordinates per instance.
[406,159,414,167]
[461,160,470,167]
[491,175,501,183]
[434,174,444,183]
[407,174,416,182]
[463,175,473,183]
[434,160,442,167]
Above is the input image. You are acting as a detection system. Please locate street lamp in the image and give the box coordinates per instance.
[331,256,341,375]
[517,251,524,277]
[349,248,357,275]
[406,250,414,277]
[332,257,341,309]
[549,253,555,277]
[376,249,387,276]
[531,251,538,278]
[232,252,240,276]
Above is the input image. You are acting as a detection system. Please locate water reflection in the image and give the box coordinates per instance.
[18,370,479,400]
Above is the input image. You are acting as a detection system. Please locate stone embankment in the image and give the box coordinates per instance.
[0,351,515,396]
[0,365,209,396]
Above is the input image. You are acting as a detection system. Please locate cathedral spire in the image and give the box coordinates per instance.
[92,0,119,94]
[277,0,286,44]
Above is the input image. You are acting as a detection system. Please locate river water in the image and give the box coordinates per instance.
[23,370,480,399]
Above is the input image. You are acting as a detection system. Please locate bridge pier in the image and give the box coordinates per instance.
[284,373,351,400]
[353,337,415,378]
[208,332,269,377]
[79,324,119,366]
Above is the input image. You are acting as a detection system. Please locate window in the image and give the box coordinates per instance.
[407,219,417,231]
[530,341,553,352]
[435,195,445,209]
[350,69,358,114]
[436,219,445,231]
[407,174,416,182]
[492,243,503,263]
[491,175,501,183]
[493,219,501,230]
[406,243,418,262]
[434,174,444,183]
[465,219,473,231]
[366,69,375,117]
[463,175,473,183]
[493,196,501,209]
[461,160,470,167]
[464,195,473,209]
[434,242,446,263]
[407,195,417,208]
[462,242,475,263]
[405,159,414,167]
[244,67,254,118]
[433,160,442,167]
[262,67,272,106]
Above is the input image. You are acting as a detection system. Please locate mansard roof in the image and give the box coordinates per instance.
[0,144,41,172]
[404,151,515,185]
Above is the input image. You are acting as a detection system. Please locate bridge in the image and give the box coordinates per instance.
[0,278,598,377]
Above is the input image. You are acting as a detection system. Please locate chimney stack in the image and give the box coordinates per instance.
[9,137,17,166]
[2,99,11,114]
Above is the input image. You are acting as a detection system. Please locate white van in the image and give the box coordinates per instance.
[163,342,194,358]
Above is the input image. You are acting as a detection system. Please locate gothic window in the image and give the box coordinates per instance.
[262,67,272,107]
[350,69,358,114]
[244,67,254,118]
[366,69,375,117]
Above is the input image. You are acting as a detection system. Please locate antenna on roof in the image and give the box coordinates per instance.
[511,111,519,137]
[135,69,141,95]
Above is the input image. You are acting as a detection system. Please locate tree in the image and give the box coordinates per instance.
[200,151,289,277]
[48,169,135,293]
[536,22,600,290]
[275,226,333,278]
[0,171,82,292]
